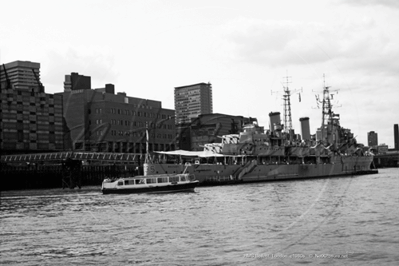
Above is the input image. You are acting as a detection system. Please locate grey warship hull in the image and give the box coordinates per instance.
[144,155,376,185]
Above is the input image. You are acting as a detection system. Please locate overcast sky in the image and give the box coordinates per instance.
[1,0,398,147]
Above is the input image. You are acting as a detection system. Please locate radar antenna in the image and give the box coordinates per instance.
[271,73,302,140]
[313,74,340,142]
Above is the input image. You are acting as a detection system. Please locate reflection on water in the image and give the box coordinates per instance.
[1,168,398,265]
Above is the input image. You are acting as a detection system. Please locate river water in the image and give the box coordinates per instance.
[1,168,398,265]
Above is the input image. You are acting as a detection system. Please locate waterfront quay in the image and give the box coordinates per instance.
[1,150,393,191]
[1,152,142,191]
[374,150,399,168]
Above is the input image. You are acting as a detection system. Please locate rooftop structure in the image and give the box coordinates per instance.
[1,61,42,91]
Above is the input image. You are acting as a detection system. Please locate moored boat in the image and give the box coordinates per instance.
[101,173,199,194]
[143,77,378,185]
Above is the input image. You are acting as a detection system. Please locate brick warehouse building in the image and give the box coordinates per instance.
[58,73,176,153]
[0,61,64,154]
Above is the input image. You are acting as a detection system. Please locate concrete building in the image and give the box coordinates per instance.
[59,73,175,153]
[174,82,213,124]
[0,61,64,154]
[368,131,378,147]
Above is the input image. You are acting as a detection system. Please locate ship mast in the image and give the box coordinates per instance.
[271,74,302,141]
[321,77,330,140]
[144,122,152,165]
[283,75,293,136]
[315,74,339,143]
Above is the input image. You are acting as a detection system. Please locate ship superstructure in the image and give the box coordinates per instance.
[144,77,376,184]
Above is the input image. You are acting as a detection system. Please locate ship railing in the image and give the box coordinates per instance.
[205,176,234,182]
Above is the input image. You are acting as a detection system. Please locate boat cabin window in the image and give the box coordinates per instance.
[157,177,168,183]
[135,179,141,185]
[117,181,124,186]
[169,176,179,183]
[180,176,186,181]
[147,178,156,184]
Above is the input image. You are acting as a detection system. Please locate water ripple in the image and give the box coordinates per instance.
[1,169,398,265]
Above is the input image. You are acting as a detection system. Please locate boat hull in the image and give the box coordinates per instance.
[145,156,377,185]
[102,181,199,194]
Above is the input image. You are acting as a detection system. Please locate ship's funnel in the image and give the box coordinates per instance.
[269,112,281,132]
[300,117,311,141]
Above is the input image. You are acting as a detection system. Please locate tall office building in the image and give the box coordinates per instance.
[367,131,378,147]
[299,117,311,141]
[0,61,64,153]
[394,124,398,150]
[174,82,213,124]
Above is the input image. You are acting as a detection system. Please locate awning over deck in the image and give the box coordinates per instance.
[154,150,241,157]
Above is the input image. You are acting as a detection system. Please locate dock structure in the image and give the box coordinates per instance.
[1,151,142,163]
[1,152,144,190]
[374,151,399,168]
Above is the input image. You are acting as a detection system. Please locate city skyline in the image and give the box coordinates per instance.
[2,0,398,147]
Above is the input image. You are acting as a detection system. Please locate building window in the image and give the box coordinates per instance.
[75,142,83,150]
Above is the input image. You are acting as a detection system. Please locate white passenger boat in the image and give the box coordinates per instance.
[101,173,198,194]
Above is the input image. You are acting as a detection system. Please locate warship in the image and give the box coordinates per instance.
[144,79,377,185]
